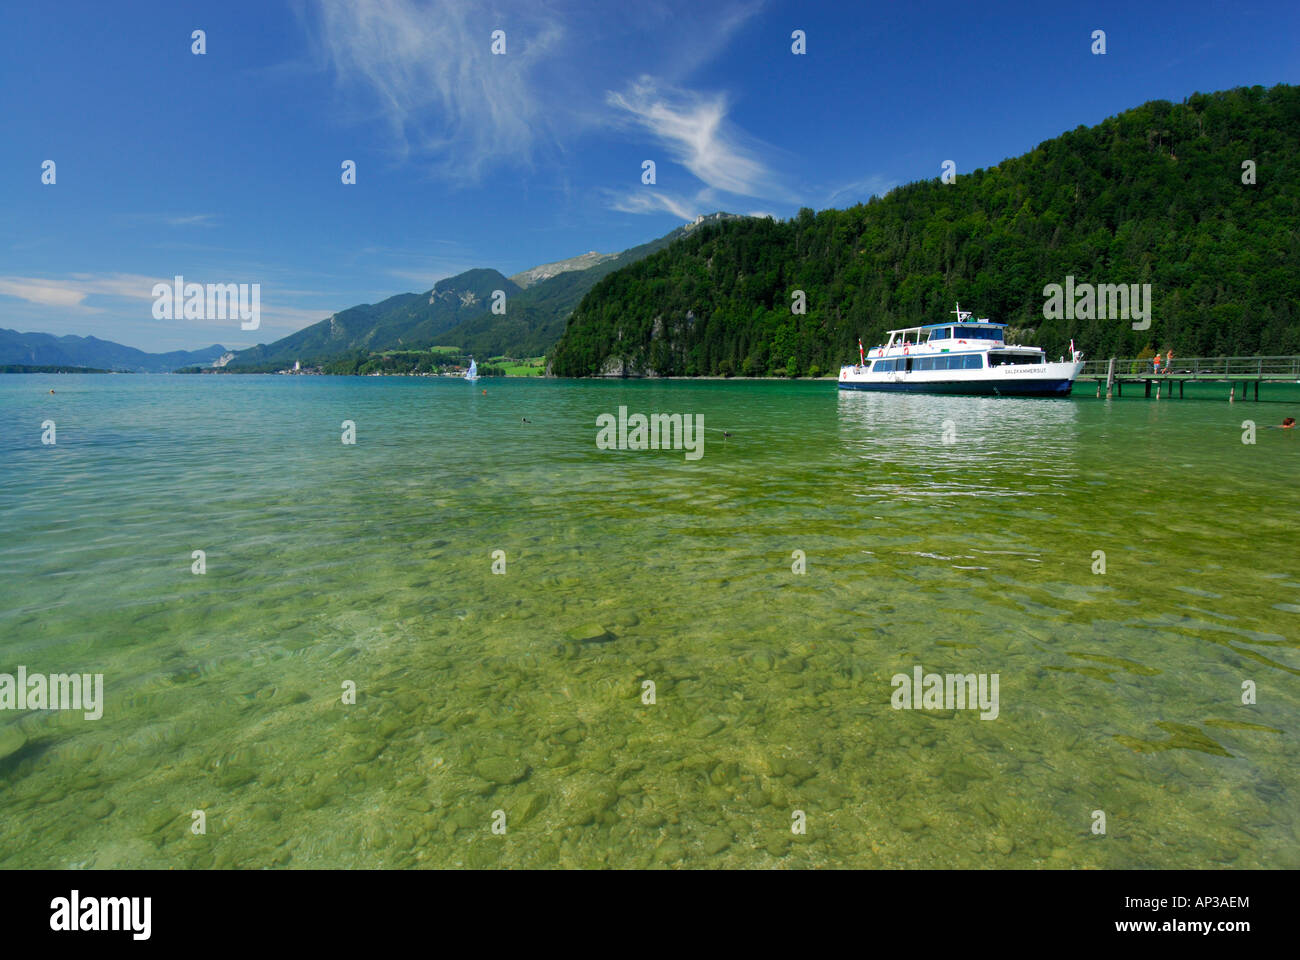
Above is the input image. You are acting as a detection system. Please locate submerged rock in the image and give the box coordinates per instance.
[655,840,685,863]
[689,717,724,738]
[784,758,817,783]
[702,829,732,855]
[765,832,792,857]
[474,757,530,784]
[85,798,115,820]
[566,623,613,643]
[514,792,550,824]
[0,725,27,761]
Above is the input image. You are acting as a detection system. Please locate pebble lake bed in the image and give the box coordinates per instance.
[0,373,1297,869]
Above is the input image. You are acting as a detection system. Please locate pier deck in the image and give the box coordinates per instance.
[1077,356,1300,400]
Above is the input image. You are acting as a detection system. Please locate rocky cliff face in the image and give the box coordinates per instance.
[598,355,659,377]
[509,251,617,288]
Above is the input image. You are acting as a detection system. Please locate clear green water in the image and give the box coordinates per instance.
[1,373,1297,869]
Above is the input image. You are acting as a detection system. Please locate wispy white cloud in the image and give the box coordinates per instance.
[307,0,566,179]
[606,188,705,221]
[0,273,162,310]
[825,174,899,208]
[120,213,220,229]
[0,278,89,309]
[0,274,332,341]
[164,214,218,227]
[606,77,781,199]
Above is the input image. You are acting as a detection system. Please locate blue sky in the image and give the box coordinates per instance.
[2,0,1297,352]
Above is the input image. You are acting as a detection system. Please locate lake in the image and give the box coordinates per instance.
[1,373,1297,868]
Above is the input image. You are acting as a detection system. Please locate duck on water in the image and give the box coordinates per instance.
[839,304,1084,397]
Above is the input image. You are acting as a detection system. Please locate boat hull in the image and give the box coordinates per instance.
[838,377,1075,397]
[838,359,1083,397]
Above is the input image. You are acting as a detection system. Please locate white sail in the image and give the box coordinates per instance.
[465,359,478,381]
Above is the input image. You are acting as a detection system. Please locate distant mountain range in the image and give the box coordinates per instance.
[0,329,228,373]
[0,214,744,374]
[226,213,746,370]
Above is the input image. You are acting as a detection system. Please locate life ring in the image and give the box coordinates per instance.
[903,343,910,355]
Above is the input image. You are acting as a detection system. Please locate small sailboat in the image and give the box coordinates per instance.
[464,358,479,382]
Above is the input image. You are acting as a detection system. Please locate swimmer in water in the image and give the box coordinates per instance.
[1282,417,1296,429]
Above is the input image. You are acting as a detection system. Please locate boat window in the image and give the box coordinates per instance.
[988,352,1042,366]
[953,326,1004,341]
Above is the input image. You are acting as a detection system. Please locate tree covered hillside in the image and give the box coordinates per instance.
[549,85,1300,377]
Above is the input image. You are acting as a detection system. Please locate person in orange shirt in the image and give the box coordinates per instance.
[1153,352,1162,374]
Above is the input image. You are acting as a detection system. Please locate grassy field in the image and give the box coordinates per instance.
[489,356,546,376]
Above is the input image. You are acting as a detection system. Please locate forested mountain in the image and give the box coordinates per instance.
[227,214,745,370]
[549,85,1300,378]
[0,328,226,373]
[227,269,519,370]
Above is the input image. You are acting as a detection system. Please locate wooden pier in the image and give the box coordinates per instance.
[1078,356,1300,400]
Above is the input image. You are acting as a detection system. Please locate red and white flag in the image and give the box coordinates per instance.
[858,338,864,363]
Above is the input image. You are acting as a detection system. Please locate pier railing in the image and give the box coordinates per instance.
[1078,356,1300,379]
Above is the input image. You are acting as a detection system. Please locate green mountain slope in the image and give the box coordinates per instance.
[549,85,1300,377]
[229,269,518,369]
[227,215,746,370]
[441,216,742,357]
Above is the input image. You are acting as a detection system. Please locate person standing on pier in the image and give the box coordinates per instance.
[1165,348,1174,374]
[1153,352,1162,375]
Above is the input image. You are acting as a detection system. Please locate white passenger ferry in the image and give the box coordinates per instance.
[839,304,1083,397]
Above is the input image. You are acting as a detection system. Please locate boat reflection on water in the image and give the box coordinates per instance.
[834,389,1081,504]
